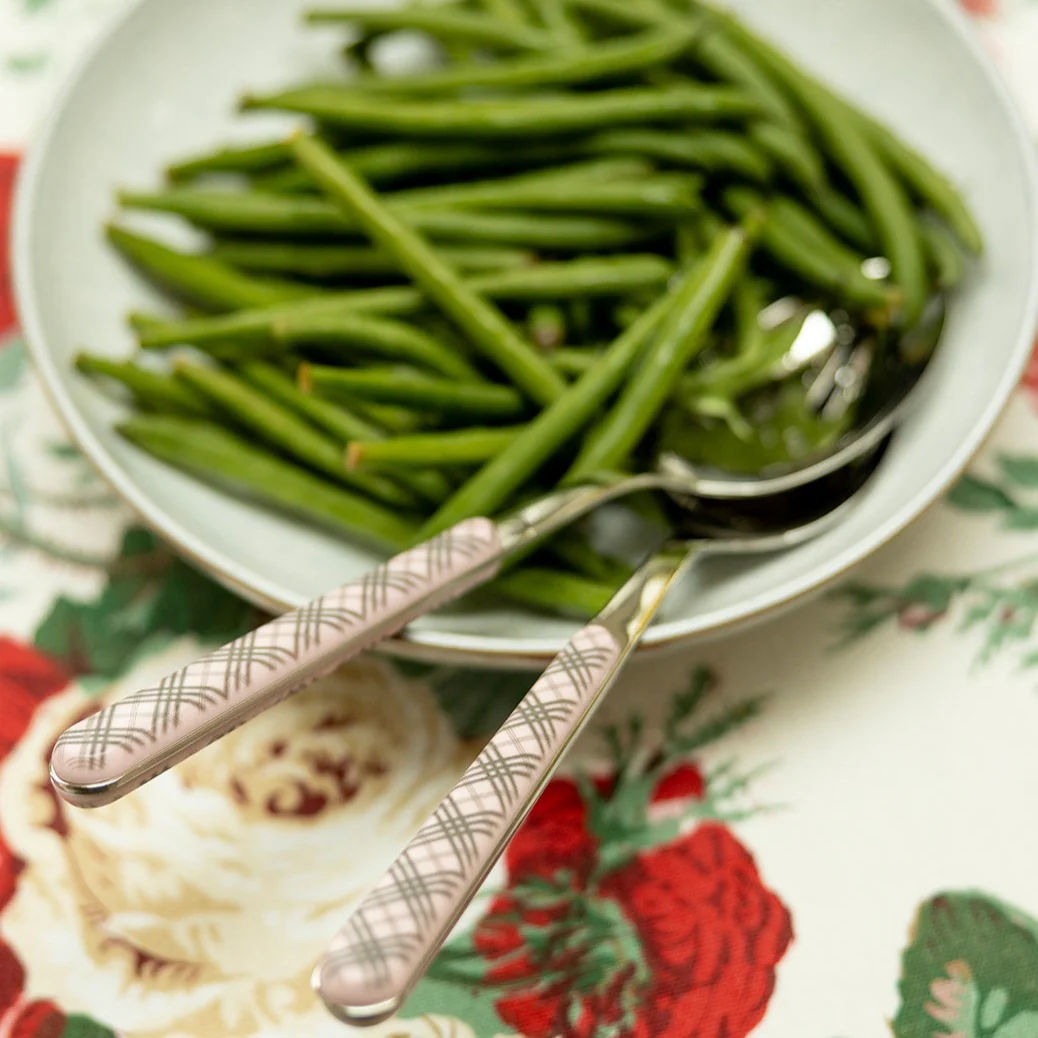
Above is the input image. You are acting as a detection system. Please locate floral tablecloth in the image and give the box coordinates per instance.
[3,2,1038,1036]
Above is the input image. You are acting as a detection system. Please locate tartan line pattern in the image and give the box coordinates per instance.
[50,519,500,786]
[317,625,621,1009]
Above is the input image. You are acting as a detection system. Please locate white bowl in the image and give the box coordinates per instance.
[13,0,1038,666]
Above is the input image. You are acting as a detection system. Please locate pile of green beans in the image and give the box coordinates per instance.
[81,0,979,619]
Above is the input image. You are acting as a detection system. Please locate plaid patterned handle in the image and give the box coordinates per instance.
[49,518,501,807]
[314,623,622,1025]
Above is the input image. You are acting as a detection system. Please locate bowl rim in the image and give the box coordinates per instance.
[13,0,1038,668]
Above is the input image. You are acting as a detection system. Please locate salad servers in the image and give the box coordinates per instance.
[47,300,926,808]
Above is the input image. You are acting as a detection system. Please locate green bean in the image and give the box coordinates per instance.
[625,0,675,12]
[181,133,527,190]
[389,153,653,193]
[528,304,567,350]
[305,255,674,314]
[405,154,656,193]
[417,176,703,218]
[568,298,596,340]
[252,141,588,193]
[400,209,653,249]
[562,0,680,32]
[487,567,615,618]
[254,147,653,198]
[244,84,761,136]
[210,240,536,279]
[218,198,652,250]
[548,347,600,377]
[273,310,480,380]
[75,352,215,417]
[238,359,381,441]
[118,415,416,551]
[167,139,293,181]
[174,360,419,507]
[747,122,825,193]
[353,26,696,94]
[723,186,898,312]
[380,159,692,214]
[692,31,803,129]
[119,187,357,236]
[419,290,675,536]
[305,6,554,52]
[812,102,928,323]
[810,186,878,252]
[585,128,771,182]
[541,527,632,585]
[527,0,583,41]
[239,360,453,502]
[302,255,675,311]
[674,220,699,266]
[303,363,527,420]
[121,174,683,233]
[679,303,808,403]
[567,218,758,480]
[473,255,675,299]
[352,401,427,435]
[106,224,314,311]
[732,277,766,355]
[920,217,967,291]
[482,0,528,25]
[704,5,929,324]
[566,0,798,130]
[292,134,568,405]
[856,111,983,254]
[347,426,522,470]
[136,257,680,349]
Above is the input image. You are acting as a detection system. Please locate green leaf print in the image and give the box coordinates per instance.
[0,340,27,392]
[999,455,1038,489]
[949,458,1038,530]
[4,53,46,74]
[32,526,257,682]
[401,930,511,1035]
[947,474,1017,514]
[60,1014,117,1038]
[834,454,1038,672]
[895,892,1038,1038]
[395,660,530,739]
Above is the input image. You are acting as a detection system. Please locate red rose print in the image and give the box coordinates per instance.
[0,638,69,758]
[651,762,704,803]
[0,940,25,1017]
[959,0,998,15]
[471,758,791,1038]
[0,638,68,913]
[0,154,19,340]
[897,604,946,631]
[504,778,597,885]
[0,639,70,1037]
[7,999,64,1038]
[602,825,793,1036]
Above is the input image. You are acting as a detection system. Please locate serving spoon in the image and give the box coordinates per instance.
[48,299,930,809]
[313,457,879,1025]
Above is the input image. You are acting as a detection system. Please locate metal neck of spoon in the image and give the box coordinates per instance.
[496,471,684,555]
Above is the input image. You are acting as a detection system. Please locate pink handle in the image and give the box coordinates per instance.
[49,518,501,807]
[313,623,622,1026]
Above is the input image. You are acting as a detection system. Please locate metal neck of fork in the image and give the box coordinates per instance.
[595,541,708,648]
